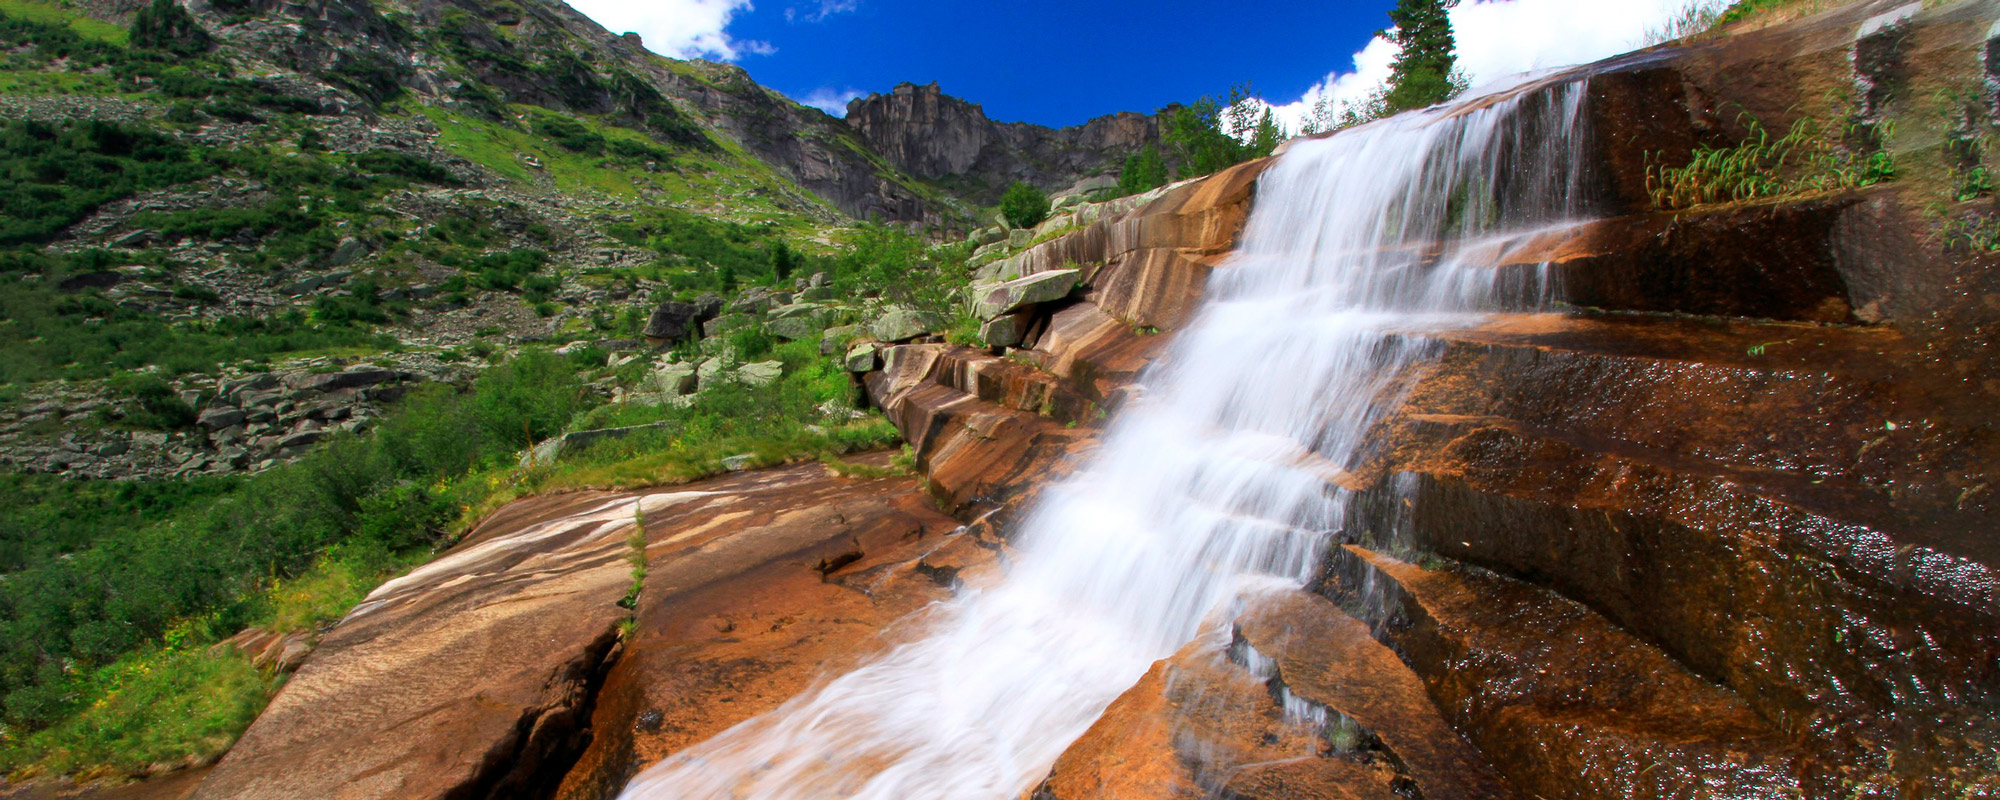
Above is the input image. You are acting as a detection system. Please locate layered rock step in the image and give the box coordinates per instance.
[1340,310,2000,797]
[1322,545,1811,800]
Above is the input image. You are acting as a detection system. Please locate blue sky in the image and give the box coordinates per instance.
[720,0,1398,126]
[564,0,1705,129]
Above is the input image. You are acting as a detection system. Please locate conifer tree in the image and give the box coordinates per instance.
[128,0,212,57]
[1381,0,1468,114]
[1118,145,1167,196]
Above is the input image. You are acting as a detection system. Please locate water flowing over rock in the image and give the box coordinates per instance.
[615,69,1598,800]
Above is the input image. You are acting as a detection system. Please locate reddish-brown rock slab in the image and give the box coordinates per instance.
[191,456,952,800]
[1325,545,1807,800]
[0,769,209,800]
[552,461,991,799]
[1037,638,1404,800]
[1235,590,1514,800]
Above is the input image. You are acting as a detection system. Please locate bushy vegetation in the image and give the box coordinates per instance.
[0,120,214,246]
[1158,86,1285,181]
[1117,145,1168,196]
[1000,182,1051,229]
[1647,116,1896,209]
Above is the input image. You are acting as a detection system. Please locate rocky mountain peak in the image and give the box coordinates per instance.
[846,82,1157,204]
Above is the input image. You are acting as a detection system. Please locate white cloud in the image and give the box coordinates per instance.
[1268,0,1710,132]
[785,0,857,23]
[563,0,772,61]
[796,87,866,117]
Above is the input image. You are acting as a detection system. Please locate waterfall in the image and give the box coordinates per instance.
[618,76,1592,800]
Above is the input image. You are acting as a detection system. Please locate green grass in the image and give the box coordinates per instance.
[0,0,126,44]
[0,69,118,95]
[0,643,273,780]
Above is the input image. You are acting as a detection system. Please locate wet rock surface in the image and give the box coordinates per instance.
[190,456,963,800]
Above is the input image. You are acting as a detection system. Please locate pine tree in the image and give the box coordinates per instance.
[1118,145,1167,196]
[128,0,212,57]
[1381,0,1467,114]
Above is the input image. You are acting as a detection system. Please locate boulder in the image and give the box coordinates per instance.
[697,357,732,388]
[738,361,783,387]
[767,316,822,342]
[276,430,325,450]
[971,269,1079,320]
[871,308,944,343]
[642,301,707,346]
[693,292,724,319]
[283,368,400,394]
[703,313,756,338]
[199,407,247,431]
[522,421,674,467]
[844,343,879,372]
[654,362,697,395]
[720,453,755,471]
[980,313,1028,348]
[821,324,867,356]
[220,373,280,401]
[326,237,371,268]
[727,291,775,315]
[768,302,827,321]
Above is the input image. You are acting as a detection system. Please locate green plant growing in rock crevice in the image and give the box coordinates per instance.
[1646,115,1896,210]
[618,508,647,616]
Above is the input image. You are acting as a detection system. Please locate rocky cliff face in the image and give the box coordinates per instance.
[846,82,1157,203]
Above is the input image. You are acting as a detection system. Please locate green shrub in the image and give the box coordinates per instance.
[533,115,604,154]
[0,119,217,246]
[1000,182,1051,229]
[104,371,199,430]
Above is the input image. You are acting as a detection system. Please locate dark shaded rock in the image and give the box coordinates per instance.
[641,301,711,347]
[197,407,245,431]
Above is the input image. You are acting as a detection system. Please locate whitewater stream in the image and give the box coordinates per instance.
[620,76,1593,800]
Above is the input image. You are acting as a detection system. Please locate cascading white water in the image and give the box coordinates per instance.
[619,76,1592,800]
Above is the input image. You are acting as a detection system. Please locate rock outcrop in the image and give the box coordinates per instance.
[857,2,2000,798]
[846,82,1157,204]
[191,455,976,800]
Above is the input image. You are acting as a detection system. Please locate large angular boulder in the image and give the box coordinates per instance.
[971,269,1079,320]
[871,308,944,343]
[843,343,879,373]
[737,360,783,387]
[198,407,246,431]
[654,362,697,395]
[979,313,1030,348]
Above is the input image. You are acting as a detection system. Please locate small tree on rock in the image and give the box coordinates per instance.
[1000,182,1051,229]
